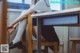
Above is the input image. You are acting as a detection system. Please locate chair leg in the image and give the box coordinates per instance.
[43,46,48,53]
[21,30,27,53]
[54,42,58,53]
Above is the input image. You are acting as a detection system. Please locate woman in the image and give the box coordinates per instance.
[9,0,59,49]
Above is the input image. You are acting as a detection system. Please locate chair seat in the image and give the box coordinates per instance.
[32,40,58,47]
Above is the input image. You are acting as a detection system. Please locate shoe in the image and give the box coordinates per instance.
[9,41,24,49]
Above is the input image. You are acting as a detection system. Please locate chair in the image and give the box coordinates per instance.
[27,14,59,53]
[70,38,80,53]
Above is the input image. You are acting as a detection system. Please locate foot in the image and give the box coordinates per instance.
[9,41,24,49]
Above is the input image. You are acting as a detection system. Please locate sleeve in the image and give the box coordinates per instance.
[31,0,51,12]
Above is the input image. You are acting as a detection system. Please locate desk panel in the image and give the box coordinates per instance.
[43,15,79,26]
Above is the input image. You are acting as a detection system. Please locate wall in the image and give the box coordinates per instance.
[65,0,80,9]
[7,9,21,25]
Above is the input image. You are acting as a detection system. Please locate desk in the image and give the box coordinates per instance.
[27,7,80,53]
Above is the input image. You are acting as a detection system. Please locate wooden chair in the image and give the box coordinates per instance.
[70,38,80,53]
[27,14,59,53]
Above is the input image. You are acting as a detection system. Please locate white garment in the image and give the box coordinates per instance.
[21,0,51,14]
[31,0,51,12]
[12,19,27,44]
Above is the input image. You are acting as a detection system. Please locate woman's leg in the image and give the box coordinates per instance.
[12,19,27,44]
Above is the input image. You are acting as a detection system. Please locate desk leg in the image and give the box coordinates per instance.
[28,15,32,53]
[54,42,58,53]
[72,42,76,53]
[37,18,41,53]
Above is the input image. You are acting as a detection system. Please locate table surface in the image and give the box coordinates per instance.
[31,7,80,18]
[70,38,80,41]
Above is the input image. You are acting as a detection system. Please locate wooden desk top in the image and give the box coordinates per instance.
[70,38,80,41]
[31,7,80,18]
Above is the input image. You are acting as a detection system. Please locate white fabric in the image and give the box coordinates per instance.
[31,0,51,12]
[20,0,51,13]
[12,11,27,44]
[13,19,27,44]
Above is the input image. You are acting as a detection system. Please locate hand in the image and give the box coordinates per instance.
[8,24,16,35]
[8,27,16,35]
[8,24,14,29]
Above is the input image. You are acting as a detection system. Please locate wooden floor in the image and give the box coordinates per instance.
[10,48,22,53]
